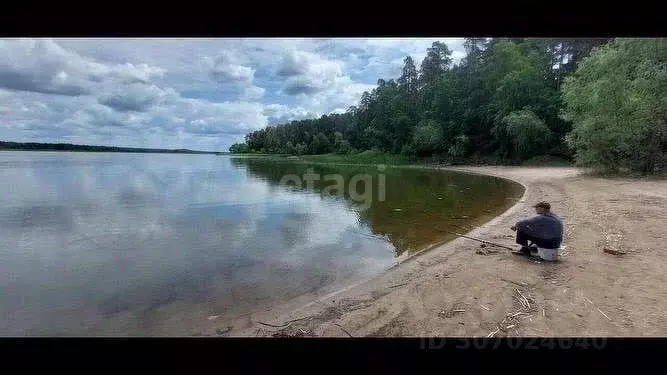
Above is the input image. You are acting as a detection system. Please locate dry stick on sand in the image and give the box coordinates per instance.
[603,247,626,256]
[495,288,537,338]
[389,282,409,288]
[256,316,312,328]
[501,278,527,287]
[596,308,612,321]
[583,296,612,321]
[515,289,531,309]
[487,327,501,338]
[333,322,354,337]
[492,309,528,337]
[513,292,529,309]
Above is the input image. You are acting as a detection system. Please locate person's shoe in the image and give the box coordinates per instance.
[512,246,532,256]
[521,246,534,255]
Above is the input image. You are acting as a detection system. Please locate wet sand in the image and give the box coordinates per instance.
[202,166,667,337]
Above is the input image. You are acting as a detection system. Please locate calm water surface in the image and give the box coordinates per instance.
[0,152,523,335]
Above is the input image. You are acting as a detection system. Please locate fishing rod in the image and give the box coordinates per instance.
[352,224,516,251]
[348,206,518,251]
[444,231,515,251]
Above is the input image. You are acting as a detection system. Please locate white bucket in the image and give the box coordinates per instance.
[535,247,559,261]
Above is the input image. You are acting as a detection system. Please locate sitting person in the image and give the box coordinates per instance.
[510,201,563,257]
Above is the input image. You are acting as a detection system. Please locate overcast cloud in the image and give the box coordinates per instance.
[0,38,466,151]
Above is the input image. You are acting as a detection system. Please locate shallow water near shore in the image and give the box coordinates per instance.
[0,152,522,335]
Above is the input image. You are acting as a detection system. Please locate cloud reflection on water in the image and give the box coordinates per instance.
[0,152,395,335]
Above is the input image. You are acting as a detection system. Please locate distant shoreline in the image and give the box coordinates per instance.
[0,141,225,155]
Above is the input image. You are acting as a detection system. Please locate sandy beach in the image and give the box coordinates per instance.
[206,166,667,337]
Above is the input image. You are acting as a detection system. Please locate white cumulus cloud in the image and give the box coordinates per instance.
[0,37,467,151]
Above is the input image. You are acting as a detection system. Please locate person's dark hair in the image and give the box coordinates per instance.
[534,201,551,210]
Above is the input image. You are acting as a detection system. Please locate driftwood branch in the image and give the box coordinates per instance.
[256,316,312,328]
[603,247,626,256]
[515,289,530,309]
[389,282,409,288]
[500,278,527,287]
[583,296,612,321]
[333,323,354,337]
[487,327,501,338]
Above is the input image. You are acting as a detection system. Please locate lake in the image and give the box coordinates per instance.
[0,152,523,336]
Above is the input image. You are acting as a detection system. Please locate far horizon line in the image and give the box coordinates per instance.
[0,140,226,154]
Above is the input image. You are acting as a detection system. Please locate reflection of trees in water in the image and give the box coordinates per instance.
[230,158,524,256]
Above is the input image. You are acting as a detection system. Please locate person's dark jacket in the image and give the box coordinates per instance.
[516,212,563,243]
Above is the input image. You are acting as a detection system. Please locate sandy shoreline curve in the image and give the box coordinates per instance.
[206,165,667,337]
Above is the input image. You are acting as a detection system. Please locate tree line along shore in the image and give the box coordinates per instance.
[0,141,220,154]
[230,38,666,176]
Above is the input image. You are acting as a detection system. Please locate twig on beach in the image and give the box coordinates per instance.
[513,294,526,308]
[603,247,626,256]
[452,309,466,313]
[582,296,612,321]
[256,316,312,328]
[256,321,291,328]
[389,282,409,288]
[515,289,530,309]
[596,308,612,321]
[513,292,529,309]
[501,278,527,287]
[487,327,501,338]
[519,291,534,309]
[333,322,354,337]
[515,288,526,300]
[215,326,233,335]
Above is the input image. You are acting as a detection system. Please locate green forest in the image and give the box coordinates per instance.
[231,38,666,175]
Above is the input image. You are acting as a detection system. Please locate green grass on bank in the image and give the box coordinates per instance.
[231,150,418,165]
[230,150,579,168]
[229,152,667,179]
[298,150,417,165]
[299,152,576,168]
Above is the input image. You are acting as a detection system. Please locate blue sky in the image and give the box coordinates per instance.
[0,38,467,151]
